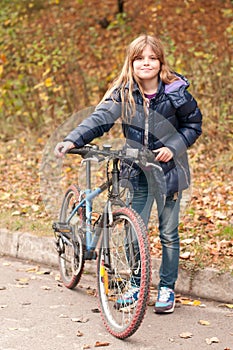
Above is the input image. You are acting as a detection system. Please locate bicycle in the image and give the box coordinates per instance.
[53,144,159,339]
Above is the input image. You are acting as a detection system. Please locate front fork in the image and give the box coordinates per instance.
[102,200,112,269]
[102,157,125,269]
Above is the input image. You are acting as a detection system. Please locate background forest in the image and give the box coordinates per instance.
[0,0,232,272]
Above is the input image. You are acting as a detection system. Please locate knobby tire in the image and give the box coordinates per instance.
[58,184,85,289]
[97,207,151,339]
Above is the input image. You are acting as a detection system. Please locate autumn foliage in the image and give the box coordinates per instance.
[0,0,232,272]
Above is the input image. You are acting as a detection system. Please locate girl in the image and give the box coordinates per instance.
[55,34,202,313]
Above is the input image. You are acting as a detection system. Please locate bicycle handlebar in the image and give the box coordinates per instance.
[67,144,161,169]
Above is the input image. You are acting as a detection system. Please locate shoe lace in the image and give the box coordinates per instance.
[159,287,171,302]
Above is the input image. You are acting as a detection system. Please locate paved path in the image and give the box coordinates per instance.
[0,256,232,350]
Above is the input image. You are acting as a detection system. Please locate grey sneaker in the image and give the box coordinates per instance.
[154,287,175,314]
[114,285,140,310]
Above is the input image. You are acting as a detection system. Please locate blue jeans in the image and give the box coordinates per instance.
[131,170,181,290]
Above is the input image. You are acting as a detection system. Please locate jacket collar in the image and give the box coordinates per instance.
[126,77,164,95]
[124,73,188,95]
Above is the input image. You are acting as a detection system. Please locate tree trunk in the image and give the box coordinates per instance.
[118,0,124,13]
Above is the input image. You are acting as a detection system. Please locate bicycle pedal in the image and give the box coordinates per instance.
[53,222,71,233]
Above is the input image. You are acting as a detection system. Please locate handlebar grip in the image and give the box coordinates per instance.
[67,147,90,156]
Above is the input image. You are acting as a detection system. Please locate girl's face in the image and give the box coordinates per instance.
[132,44,160,83]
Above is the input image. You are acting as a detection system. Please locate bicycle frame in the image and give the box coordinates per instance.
[61,156,123,263]
[54,145,159,264]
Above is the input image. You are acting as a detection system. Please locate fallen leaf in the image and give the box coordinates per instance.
[86,287,96,296]
[36,270,51,275]
[0,193,11,200]
[31,204,40,212]
[44,77,53,87]
[15,278,29,285]
[55,274,61,281]
[94,341,110,347]
[180,298,201,306]
[206,337,219,345]
[218,303,233,309]
[26,266,40,273]
[15,284,28,288]
[82,345,91,350]
[216,212,227,219]
[180,251,191,259]
[179,332,193,339]
[41,286,51,290]
[119,305,132,313]
[91,308,100,313]
[199,303,207,308]
[71,317,89,323]
[199,319,210,326]
[11,210,21,216]
[180,238,194,244]
[76,330,84,337]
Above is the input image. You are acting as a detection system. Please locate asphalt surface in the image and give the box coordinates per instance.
[0,255,233,350]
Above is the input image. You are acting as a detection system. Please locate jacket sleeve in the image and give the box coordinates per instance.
[64,97,122,148]
[165,89,202,157]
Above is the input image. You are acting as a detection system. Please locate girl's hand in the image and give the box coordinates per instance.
[154,147,173,162]
[54,141,75,158]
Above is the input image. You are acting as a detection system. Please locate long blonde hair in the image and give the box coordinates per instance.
[100,34,179,119]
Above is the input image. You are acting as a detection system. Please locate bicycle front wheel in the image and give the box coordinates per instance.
[97,207,151,339]
[58,184,85,289]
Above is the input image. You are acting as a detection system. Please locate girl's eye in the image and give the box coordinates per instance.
[134,56,157,61]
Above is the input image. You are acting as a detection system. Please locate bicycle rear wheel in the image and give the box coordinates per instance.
[58,185,85,289]
[97,207,151,339]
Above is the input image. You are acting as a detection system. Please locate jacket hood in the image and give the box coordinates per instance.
[165,73,189,94]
